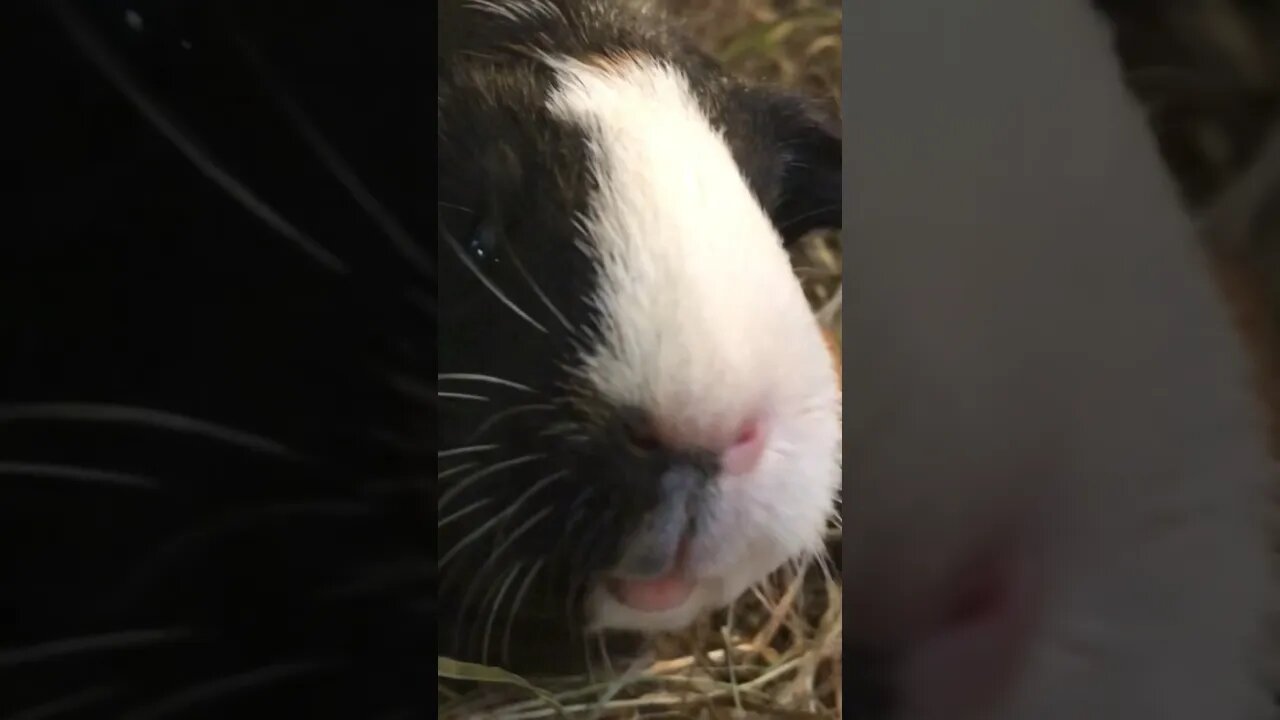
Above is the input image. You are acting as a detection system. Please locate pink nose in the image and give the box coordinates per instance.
[635,412,768,476]
[720,417,767,476]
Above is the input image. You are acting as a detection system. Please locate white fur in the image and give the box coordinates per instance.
[845,1,1276,718]
[542,56,841,632]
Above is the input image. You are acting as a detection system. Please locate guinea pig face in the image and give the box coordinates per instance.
[437,1,841,659]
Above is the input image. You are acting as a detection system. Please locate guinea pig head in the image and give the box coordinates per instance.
[436,2,842,667]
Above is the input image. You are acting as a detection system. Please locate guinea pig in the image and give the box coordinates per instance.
[844,1,1277,719]
[436,0,843,669]
[4,0,429,717]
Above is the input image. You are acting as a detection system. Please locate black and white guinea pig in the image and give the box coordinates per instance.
[436,0,842,667]
[844,1,1278,719]
[5,0,429,717]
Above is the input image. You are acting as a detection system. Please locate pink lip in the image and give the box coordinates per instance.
[607,539,696,613]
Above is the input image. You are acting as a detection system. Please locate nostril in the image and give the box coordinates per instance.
[722,417,766,476]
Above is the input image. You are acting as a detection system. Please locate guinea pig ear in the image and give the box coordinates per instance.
[757,91,843,245]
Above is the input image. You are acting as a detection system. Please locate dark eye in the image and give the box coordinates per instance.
[467,217,502,266]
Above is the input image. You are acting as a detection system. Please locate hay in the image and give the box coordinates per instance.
[438,553,842,719]
[439,2,845,717]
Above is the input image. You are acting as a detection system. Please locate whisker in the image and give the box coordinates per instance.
[0,462,160,491]
[815,535,838,576]
[456,504,555,620]
[119,659,336,720]
[480,562,525,666]
[46,0,348,275]
[779,203,841,233]
[564,505,615,624]
[597,633,615,677]
[438,497,491,528]
[508,247,573,331]
[0,403,303,460]
[582,634,598,685]
[438,462,478,481]
[438,470,564,569]
[384,372,438,405]
[0,628,194,668]
[465,0,567,24]
[437,453,544,509]
[108,501,370,613]
[437,373,535,393]
[466,403,556,442]
[437,444,499,459]
[538,422,582,438]
[231,34,433,282]
[437,392,489,402]
[828,508,844,531]
[502,557,545,666]
[440,224,548,334]
[560,490,594,540]
[9,684,118,720]
[492,507,555,568]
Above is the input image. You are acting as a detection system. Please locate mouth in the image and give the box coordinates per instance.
[605,535,697,613]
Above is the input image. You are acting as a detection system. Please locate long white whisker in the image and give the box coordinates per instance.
[438,462,478,480]
[47,0,348,275]
[440,224,548,334]
[0,628,193,667]
[438,498,491,529]
[9,684,117,720]
[437,444,500,459]
[437,373,535,393]
[120,660,332,720]
[232,35,433,281]
[467,403,556,442]
[437,453,544,509]
[0,462,160,491]
[457,504,558,658]
[481,563,525,666]
[438,470,565,568]
[437,392,489,402]
[508,248,574,331]
[0,403,301,459]
[465,0,566,24]
[502,557,545,666]
[385,373,439,404]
